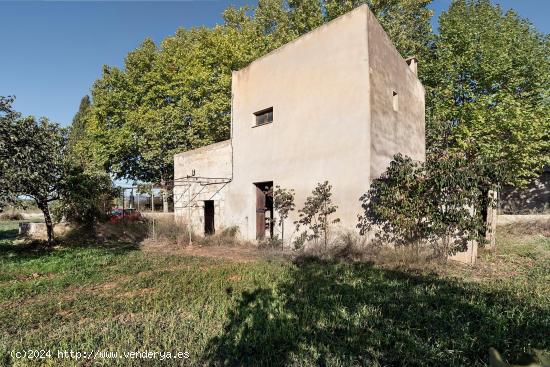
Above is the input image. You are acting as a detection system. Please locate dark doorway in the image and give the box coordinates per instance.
[204,200,215,235]
[254,182,273,240]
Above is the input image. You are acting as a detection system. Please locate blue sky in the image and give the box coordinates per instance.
[1,0,548,126]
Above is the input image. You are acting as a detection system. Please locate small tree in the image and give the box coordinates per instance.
[295,181,340,250]
[358,153,497,260]
[273,185,295,249]
[52,168,115,225]
[358,155,430,253]
[1,97,115,243]
[0,109,66,244]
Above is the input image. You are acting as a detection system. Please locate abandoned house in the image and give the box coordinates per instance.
[174,5,428,248]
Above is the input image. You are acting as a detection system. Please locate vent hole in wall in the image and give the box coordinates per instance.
[392,91,398,112]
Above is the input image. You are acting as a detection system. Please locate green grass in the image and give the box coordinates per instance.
[0,221,548,366]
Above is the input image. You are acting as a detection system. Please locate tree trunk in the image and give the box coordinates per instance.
[162,188,169,213]
[37,199,54,244]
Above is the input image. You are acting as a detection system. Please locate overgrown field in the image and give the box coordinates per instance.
[0,220,548,366]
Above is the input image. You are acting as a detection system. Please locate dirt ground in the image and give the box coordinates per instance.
[140,239,270,262]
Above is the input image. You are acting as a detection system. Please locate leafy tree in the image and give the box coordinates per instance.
[82,28,269,212]
[83,39,181,211]
[0,96,20,212]
[358,153,498,259]
[66,95,91,166]
[77,0,434,209]
[358,155,430,251]
[52,168,115,225]
[273,185,296,247]
[1,97,116,242]
[424,0,550,187]
[295,181,340,250]
[323,0,433,58]
[0,104,66,243]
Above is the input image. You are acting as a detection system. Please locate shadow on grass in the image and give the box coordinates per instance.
[0,225,18,241]
[204,258,549,367]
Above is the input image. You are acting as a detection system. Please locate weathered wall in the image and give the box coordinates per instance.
[173,140,232,234]
[172,5,431,255]
[366,9,426,178]
[227,5,372,241]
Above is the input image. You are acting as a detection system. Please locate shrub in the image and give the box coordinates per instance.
[197,226,242,247]
[273,186,295,247]
[258,236,283,250]
[52,168,116,225]
[295,181,340,251]
[358,152,495,260]
[148,216,191,244]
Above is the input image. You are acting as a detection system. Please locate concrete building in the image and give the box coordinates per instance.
[174,5,425,246]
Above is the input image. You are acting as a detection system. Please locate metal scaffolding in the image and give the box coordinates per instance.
[172,175,232,245]
[173,176,232,210]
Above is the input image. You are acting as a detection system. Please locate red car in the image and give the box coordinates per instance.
[109,208,142,222]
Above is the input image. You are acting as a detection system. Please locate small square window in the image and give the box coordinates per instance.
[392,91,399,111]
[254,107,273,126]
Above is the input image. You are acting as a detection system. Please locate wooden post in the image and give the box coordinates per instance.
[485,189,498,250]
[151,186,154,212]
[188,184,192,245]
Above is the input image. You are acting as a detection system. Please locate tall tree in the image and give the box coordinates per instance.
[424,0,550,187]
[67,95,91,166]
[78,0,434,213]
[323,0,434,58]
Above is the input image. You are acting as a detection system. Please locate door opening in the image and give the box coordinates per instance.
[204,200,215,235]
[255,182,273,240]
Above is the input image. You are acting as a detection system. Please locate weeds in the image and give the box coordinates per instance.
[498,219,550,238]
[196,226,242,247]
[0,212,24,221]
[147,216,190,244]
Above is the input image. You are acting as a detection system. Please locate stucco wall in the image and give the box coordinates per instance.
[173,140,232,234]
[227,6,372,241]
[173,5,427,248]
[366,10,426,179]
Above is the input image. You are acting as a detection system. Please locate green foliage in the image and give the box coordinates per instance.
[0,97,116,241]
[424,0,550,186]
[0,98,67,242]
[273,185,295,245]
[323,0,434,58]
[295,181,340,249]
[66,95,91,166]
[52,168,115,225]
[0,115,66,204]
[359,153,497,257]
[359,154,430,248]
[76,0,433,191]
